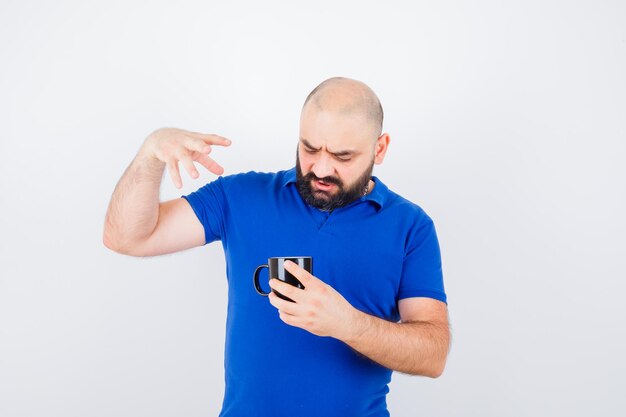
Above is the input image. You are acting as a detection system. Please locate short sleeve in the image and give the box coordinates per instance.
[398,217,447,305]
[180,176,227,245]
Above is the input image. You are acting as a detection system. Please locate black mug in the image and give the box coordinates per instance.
[253,256,312,302]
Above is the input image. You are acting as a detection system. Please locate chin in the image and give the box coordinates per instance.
[312,191,331,200]
[313,187,337,197]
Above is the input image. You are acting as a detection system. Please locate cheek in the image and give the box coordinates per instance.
[299,153,316,171]
[342,162,359,175]
[341,163,365,185]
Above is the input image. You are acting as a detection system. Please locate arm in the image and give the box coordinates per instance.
[268,261,451,378]
[342,297,450,377]
[103,127,231,256]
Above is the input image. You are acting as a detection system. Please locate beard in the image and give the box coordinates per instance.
[295,148,374,212]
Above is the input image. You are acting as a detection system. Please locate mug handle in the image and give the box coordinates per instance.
[253,264,270,296]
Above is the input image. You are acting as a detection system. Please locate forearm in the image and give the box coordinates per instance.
[103,147,165,251]
[343,309,450,377]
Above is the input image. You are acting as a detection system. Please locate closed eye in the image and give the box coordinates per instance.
[300,137,358,159]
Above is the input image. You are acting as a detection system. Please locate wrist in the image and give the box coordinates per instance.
[135,143,164,166]
[342,307,370,344]
[131,149,166,184]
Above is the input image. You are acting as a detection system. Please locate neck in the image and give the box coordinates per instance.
[363,179,375,196]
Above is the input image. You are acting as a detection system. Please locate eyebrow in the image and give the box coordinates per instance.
[300,138,358,157]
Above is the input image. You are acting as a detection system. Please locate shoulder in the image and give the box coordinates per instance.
[215,168,293,197]
[382,186,434,227]
[218,168,286,187]
[383,191,441,259]
[378,182,439,242]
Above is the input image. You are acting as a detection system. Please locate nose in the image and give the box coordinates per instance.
[310,152,336,180]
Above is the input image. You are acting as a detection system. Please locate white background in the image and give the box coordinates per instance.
[1,1,625,416]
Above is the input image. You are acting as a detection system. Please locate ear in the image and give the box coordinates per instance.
[373,133,390,165]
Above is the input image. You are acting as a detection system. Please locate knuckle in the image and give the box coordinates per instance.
[188,138,204,151]
[175,146,190,157]
[199,142,212,153]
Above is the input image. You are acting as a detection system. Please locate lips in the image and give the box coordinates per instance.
[314,179,336,191]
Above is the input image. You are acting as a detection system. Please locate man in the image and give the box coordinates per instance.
[103,76,450,416]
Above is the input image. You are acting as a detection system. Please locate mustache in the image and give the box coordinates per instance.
[304,172,342,186]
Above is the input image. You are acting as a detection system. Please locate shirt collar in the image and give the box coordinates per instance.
[280,166,387,211]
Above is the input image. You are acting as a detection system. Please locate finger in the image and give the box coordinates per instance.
[194,153,225,176]
[269,279,304,303]
[179,153,199,179]
[188,132,232,147]
[166,158,183,189]
[268,290,300,315]
[184,136,212,154]
[283,260,314,287]
[278,311,301,327]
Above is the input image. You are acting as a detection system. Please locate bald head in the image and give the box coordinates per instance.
[301,77,383,138]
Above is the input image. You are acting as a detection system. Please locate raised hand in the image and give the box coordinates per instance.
[140,127,232,189]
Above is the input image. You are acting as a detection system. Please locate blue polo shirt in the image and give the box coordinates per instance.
[181,166,446,417]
